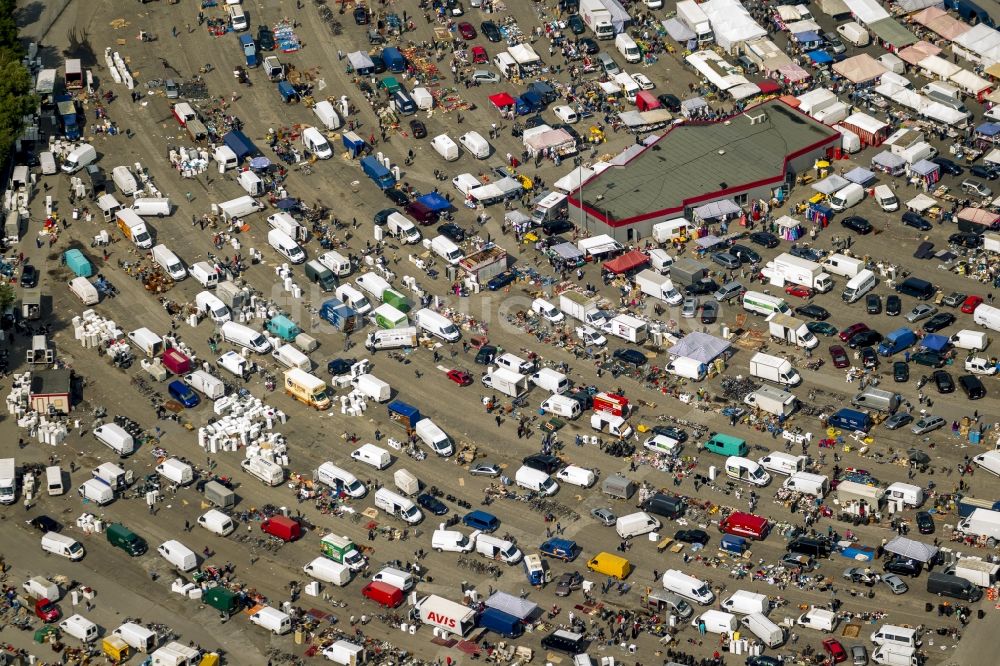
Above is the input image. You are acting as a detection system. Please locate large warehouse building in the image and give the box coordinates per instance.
[567,99,840,242]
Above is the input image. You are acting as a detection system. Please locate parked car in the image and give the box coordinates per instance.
[446,369,473,386]
[168,380,200,408]
[681,296,698,318]
[905,304,937,322]
[257,25,275,51]
[486,271,516,291]
[961,178,992,197]
[700,300,719,324]
[839,323,869,342]
[656,93,681,112]
[20,264,38,288]
[729,244,761,264]
[542,219,575,235]
[865,293,881,314]
[949,232,982,248]
[932,370,955,393]
[822,638,848,664]
[785,284,814,298]
[922,312,955,333]
[591,507,617,526]
[901,212,932,230]
[915,511,935,534]
[471,69,500,84]
[469,462,501,477]
[892,361,909,383]
[829,345,850,368]
[932,156,963,175]
[579,38,600,54]
[841,216,872,234]
[882,574,909,595]
[912,350,946,367]
[711,252,740,269]
[883,556,922,577]
[481,20,501,42]
[613,348,647,366]
[437,223,465,242]
[961,295,983,314]
[886,295,901,316]
[30,515,61,533]
[911,414,946,434]
[847,329,882,349]
[684,280,718,295]
[568,14,586,34]
[860,346,878,369]
[457,22,477,40]
[796,304,830,320]
[354,6,370,24]
[409,119,427,138]
[417,493,449,515]
[651,426,688,443]
[385,188,410,206]
[883,412,912,430]
[674,529,710,545]
[970,164,999,180]
[806,321,838,336]
[749,231,780,248]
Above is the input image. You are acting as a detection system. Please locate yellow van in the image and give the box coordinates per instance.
[586,552,632,580]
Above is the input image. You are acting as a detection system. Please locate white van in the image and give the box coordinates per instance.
[870,624,917,650]
[198,509,235,536]
[302,126,333,159]
[152,244,186,280]
[77,479,113,505]
[643,434,682,456]
[541,394,581,419]
[316,462,367,498]
[39,151,57,175]
[514,465,559,495]
[531,298,565,323]
[432,528,479,553]
[184,370,225,400]
[612,71,640,102]
[157,540,197,571]
[336,284,371,314]
[721,590,769,615]
[872,646,918,666]
[220,321,272,353]
[414,308,460,342]
[430,235,465,264]
[60,614,99,642]
[615,33,641,63]
[318,250,351,277]
[112,622,156,652]
[112,165,139,196]
[415,418,454,457]
[94,423,135,456]
[132,198,172,217]
[475,534,523,563]
[431,134,460,161]
[42,532,85,560]
[742,291,790,316]
[782,471,829,497]
[249,606,292,635]
[662,569,714,605]
[61,143,97,173]
[69,277,99,306]
[217,195,264,221]
[494,52,519,79]
[842,269,877,303]
[555,465,596,488]
[741,613,785,647]
[196,291,230,323]
[758,451,807,476]
[190,261,218,289]
[226,4,249,31]
[724,457,771,486]
[459,131,490,159]
[372,567,415,591]
[156,458,193,486]
[313,100,341,130]
[351,443,392,469]
[495,352,535,374]
[691,610,737,635]
[616,511,660,539]
[374,488,423,524]
[46,465,64,496]
[268,228,305,264]
[303,557,351,586]
[531,368,569,394]
[874,184,898,212]
[828,183,864,211]
[272,343,310,371]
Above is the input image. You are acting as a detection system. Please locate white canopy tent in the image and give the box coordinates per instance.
[949,69,992,96]
[953,24,1000,65]
[920,101,969,125]
[702,0,767,54]
[685,50,751,91]
[917,55,962,80]
[843,0,890,25]
[906,193,938,211]
[508,43,541,66]
[554,166,596,193]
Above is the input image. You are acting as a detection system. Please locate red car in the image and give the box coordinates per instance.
[784,284,814,298]
[35,598,61,622]
[838,323,869,342]
[829,345,850,369]
[961,295,983,314]
[447,369,473,386]
[822,638,848,664]
[471,45,488,64]
[458,22,477,40]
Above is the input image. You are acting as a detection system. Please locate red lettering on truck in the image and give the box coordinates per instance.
[427,612,457,628]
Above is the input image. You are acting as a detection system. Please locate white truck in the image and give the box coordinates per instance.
[481,368,529,398]
[634,270,683,305]
[957,508,1000,546]
[947,558,1000,587]
[559,291,607,327]
[0,458,16,504]
[821,253,864,278]
[749,352,801,387]
[676,0,714,45]
[601,314,647,343]
[762,253,833,292]
[575,325,607,347]
[580,0,614,39]
[767,313,819,349]
[743,386,798,417]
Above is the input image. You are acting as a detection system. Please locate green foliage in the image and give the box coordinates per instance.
[0,5,38,166]
[0,283,16,311]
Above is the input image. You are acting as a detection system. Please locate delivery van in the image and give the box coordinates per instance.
[459,131,490,159]
[106,523,148,556]
[874,184,899,212]
[514,465,559,495]
[157,540,197,571]
[555,465,596,488]
[724,457,771,486]
[304,557,351,586]
[415,418,454,457]
[615,511,660,538]
[94,423,135,456]
[240,455,284,486]
[758,451,807,476]
[302,126,333,159]
[541,394,581,419]
[195,291,230,323]
[198,509,235,536]
[316,462,367,498]
[372,567,415,591]
[721,590,769,615]
[782,471,829,497]
[871,624,917,650]
[828,183,865,211]
[374,488,423,524]
[190,261,218,288]
[46,465,65,495]
[60,614,99,642]
[261,516,303,542]
[691,610,737,635]
[740,613,785,647]
[41,532,85,560]
[351,443,392,469]
[318,250,351,277]
[703,433,749,457]
[433,528,479,553]
[414,308,460,342]
[842,269,877,303]
[586,552,633,580]
[272,343,310,371]
[662,570,714,605]
[268,228,305,264]
[249,606,292,634]
[362,581,404,608]
[112,622,156,652]
[430,235,465,264]
[61,143,97,173]
[131,198,172,217]
[220,321,272,353]
[475,534,522,563]
[152,244,186,280]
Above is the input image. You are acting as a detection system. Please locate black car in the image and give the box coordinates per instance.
[486,271,516,291]
[915,511,935,534]
[970,164,998,180]
[932,369,955,393]
[257,25,275,51]
[841,215,873,234]
[370,55,387,74]
[893,361,909,383]
[475,345,497,365]
[789,244,823,262]
[847,329,882,349]
[684,280,719,296]
[746,657,782,666]
[373,208,397,226]
[327,358,355,376]
[579,37,599,54]
[481,20,502,42]
[613,348,647,366]
[886,294,901,316]
[409,119,427,139]
[437,223,466,242]
[729,244,761,265]
[912,350,945,367]
[523,454,562,474]
[861,346,878,369]
[674,529,710,545]
[866,293,882,314]
[30,515,61,532]
[568,14,586,34]
[901,211,932,231]
[542,219,575,235]
[656,93,681,112]
[949,232,982,248]
[21,264,39,288]
[354,6,370,24]
[749,231,780,248]
[651,426,688,443]
[794,304,830,320]
[787,537,832,558]
[417,493,449,515]
[524,114,547,129]
[922,312,956,333]
[883,556,922,578]
[385,188,409,206]
[931,156,963,175]
[700,300,719,324]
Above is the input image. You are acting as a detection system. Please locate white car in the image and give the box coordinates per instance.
[631,73,654,90]
[682,296,699,318]
[471,69,499,84]
[575,325,607,347]
[553,105,579,124]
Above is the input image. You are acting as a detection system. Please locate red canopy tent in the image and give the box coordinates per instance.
[489,92,516,111]
[756,80,781,95]
[603,250,649,275]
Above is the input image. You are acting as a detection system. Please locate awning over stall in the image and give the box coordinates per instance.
[603,250,650,274]
[884,536,939,563]
[692,199,741,220]
[667,331,731,363]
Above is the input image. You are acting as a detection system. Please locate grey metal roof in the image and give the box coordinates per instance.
[579,100,837,222]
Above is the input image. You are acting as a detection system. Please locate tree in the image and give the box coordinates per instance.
[0,3,38,166]
[0,283,16,311]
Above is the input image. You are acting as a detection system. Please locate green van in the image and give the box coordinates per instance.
[703,433,749,457]
[106,523,147,556]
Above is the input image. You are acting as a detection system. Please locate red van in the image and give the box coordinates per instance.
[260,516,303,542]
[719,511,770,540]
[404,201,439,226]
[362,581,403,608]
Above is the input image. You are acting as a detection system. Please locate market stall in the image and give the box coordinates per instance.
[897,41,942,67]
[956,207,1000,233]
[841,112,891,147]
[832,54,888,85]
[844,167,876,186]
[812,174,850,195]
[702,0,768,55]
[603,250,650,275]
[871,150,907,176]
[905,193,939,213]
[346,51,375,75]
[692,199,741,224]
[908,159,941,189]
[774,215,805,241]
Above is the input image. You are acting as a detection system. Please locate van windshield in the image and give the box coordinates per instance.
[250,334,268,349]
[346,479,364,494]
[501,544,519,560]
[750,467,767,481]
[402,505,421,520]
[694,584,711,598]
[69,542,84,555]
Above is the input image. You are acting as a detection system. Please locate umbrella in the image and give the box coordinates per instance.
[249,156,271,170]
[907,449,930,465]
[276,198,299,210]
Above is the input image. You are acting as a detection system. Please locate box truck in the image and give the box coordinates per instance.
[743,386,797,417]
[749,352,801,386]
[822,253,865,278]
[767,313,818,349]
[763,253,833,292]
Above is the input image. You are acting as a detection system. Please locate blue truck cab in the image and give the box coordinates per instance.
[515,90,545,115]
[877,327,916,357]
[319,297,358,333]
[827,408,872,433]
[239,34,258,68]
[539,538,579,562]
[381,47,406,73]
[360,155,396,189]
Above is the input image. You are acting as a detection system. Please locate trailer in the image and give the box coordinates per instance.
[601,314,647,343]
[416,595,476,637]
[948,558,999,587]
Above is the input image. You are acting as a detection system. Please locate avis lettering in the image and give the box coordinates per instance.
[427,612,457,628]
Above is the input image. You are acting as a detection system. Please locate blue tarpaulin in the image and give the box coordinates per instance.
[976,122,1000,137]
[920,334,949,352]
[806,50,834,65]
[417,192,451,211]
[793,30,821,43]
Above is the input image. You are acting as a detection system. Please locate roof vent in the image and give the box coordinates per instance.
[746,111,767,125]
[718,150,726,156]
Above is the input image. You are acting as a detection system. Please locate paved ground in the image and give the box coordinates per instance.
[3,0,1000,664]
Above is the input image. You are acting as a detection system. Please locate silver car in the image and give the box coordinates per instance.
[905,304,937,322]
[883,412,913,430]
[850,644,868,666]
[912,415,946,434]
[961,178,992,197]
[882,574,909,594]
[591,507,616,526]
[471,69,499,84]
[682,296,699,318]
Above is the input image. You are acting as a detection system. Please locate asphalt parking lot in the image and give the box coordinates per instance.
[4,0,1000,664]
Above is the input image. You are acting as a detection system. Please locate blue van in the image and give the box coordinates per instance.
[827,408,872,433]
[462,510,499,533]
[877,327,916,357]
[381,47,406,72]
[392,89,416,115]
[478,607,523,638]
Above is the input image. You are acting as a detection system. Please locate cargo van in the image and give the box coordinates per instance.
[362,581,404,608]
[475,534,522,563]
[828,183,865,211]
[586,552,633,580]
[94,423,135,456]
[555,465,595,488]
[249,606,292,635]
[220,321,271,353]
[691,610,737,635]
[46,465,65,496]
[261,516,302,542]
[895,276,935,300]
[157,540,197,571]
[157,458,194,486]
[872,646,918,666]
[415,418,454,457]
[615,32,641,63]
[874,184,899,212]
[431,134,459,161]
[77,478,113,505]
[195,291,230,323]
[60,614,99,642]
[782,472,829,497]
[540,394,582,419]
[414,308,460,341]
[351,443,392,469]
[758,451,807,476]
[272,343,310,371]
[190,261,218,288]
[721,590,768,615]
[241,455,284,486]
[459,131,490,159]
[514,465,559,495]
[796,606,837,632]
[336,284,371,314]
[131,198,172,217]
[313,101,341,130]
[303,557,351,586]
[662,570,714,605]
[851,387,901,413]
[198,509,235,536]
[615,511,660,539]
[926,571,982,601]
[703,433,748,457]
[226,4,249,31]
[740,613,785,647]
[268,228,305,264]
[113,622,156,652]
[318,250,351,277]
[433,528,478,553]
[316,462,367,498]
[41,532,85,560]
[152,244,186,280]
[372,566,415,591]
[531,368,570,394]
[742,291,790,316]
[374,488,423,524]
[724,457,771,486]
[302,126,333,159]
[431,235,465,264]
[61,143,97,173]
[842,269,877,303]
[870,625,917,651]
[304,260,337,292]
[106,523,148,556]
[217,195,264,221]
